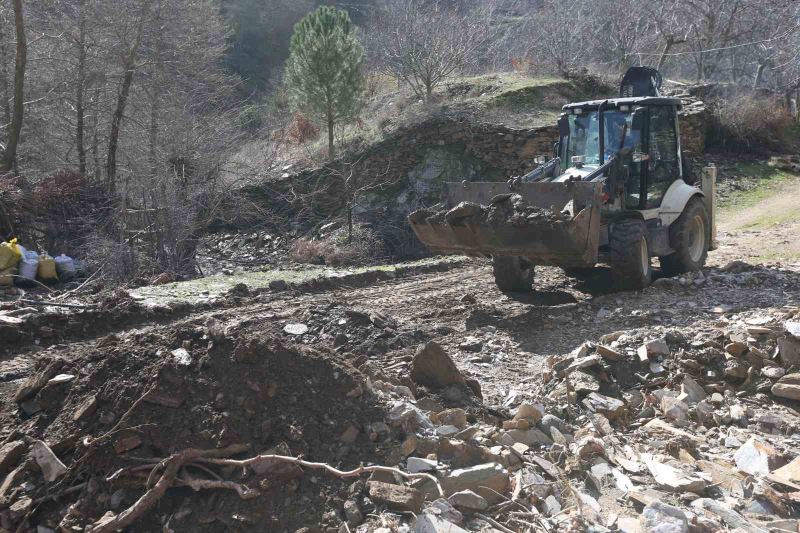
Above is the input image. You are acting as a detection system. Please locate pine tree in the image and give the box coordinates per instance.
[285,6,364,159]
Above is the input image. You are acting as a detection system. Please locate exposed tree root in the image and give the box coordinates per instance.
[198,453,445,496]
[90,447,444,532]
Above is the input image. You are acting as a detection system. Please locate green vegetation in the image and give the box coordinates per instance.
[285,6,365,158]
[717,162,796,210]
[130,256,466,306]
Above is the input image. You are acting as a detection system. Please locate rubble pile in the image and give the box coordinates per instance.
[2,269,800,531]
[410,193,572,230]
[196,230,292,275]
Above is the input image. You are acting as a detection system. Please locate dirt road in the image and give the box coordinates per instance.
[2,175,800,531]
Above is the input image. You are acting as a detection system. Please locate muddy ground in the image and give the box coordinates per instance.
[1,171,799,532]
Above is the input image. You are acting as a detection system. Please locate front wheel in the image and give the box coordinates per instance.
[660,197,709,276]
[492,256,534,292]
[609,219,652,290]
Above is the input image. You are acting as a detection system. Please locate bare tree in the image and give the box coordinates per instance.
[106,0,152,191]
[370,0,497,101]
[1,0,26,173]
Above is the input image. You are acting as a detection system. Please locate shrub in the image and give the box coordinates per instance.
[290,223,386,266]
[712,95,793,152]
[285,112,320,144]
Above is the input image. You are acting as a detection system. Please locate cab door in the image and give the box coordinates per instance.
[645,106,680,208]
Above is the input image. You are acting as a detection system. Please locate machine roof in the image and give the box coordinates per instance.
[562,96,682,111]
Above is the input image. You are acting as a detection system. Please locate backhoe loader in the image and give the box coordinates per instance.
[408,67,716,291]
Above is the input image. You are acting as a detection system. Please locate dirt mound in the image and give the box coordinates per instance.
[0,320,391,532]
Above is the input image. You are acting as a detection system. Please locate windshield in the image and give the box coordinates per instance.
[564,110,639,168]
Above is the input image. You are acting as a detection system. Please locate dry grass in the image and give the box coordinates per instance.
[713,95,794,152]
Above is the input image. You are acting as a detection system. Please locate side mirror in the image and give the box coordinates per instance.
[553,141,560,159]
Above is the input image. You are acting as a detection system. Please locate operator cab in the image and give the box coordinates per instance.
[555,96,684,211]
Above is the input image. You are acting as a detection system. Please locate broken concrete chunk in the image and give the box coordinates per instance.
[32,440,67,483]
[411,342,464,388]
[368,481,424,513]
[641,338,670,361]
[640,501,689,533]
[734,437,782,477]
[0,440,26,473]
[772,373,800,401]
[442,463,509,503]
[448,489,489,512]
[582,392,627,420]
[645,457,706,493]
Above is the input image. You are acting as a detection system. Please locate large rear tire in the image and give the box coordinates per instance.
[660,197,709,276]
[609,219,652,289]
[492,256,534,292]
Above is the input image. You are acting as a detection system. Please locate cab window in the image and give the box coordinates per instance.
[647,106,679,208]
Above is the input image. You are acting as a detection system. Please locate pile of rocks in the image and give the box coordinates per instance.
[196,230,291,275]
[346,310,800,532]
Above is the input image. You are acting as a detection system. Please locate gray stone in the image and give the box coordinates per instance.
[31,440,67,483]
[543,495,561,516]
[678,376,706,404]
[0,440,26,473]
[539,414,569,435]
[283,323,308,335]
[448,489,489,512]
[772,373,800,401]
[641,501,689,533]
[496,428,552,447]
[778,336,800,367]
[343,499,363,526]
[582,392,627,420]
[368,481,424,512]
[443,463,509,503]
[645,458,706,493]
[691,498,769,533]
[407,457,438,473]
[413,512,468,533]
[411,342,464,388]
[733,437,781,476]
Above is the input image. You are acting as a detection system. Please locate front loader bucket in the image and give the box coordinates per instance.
[408,181,603,268]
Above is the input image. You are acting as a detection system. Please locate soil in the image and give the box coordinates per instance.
[1,169,800,532]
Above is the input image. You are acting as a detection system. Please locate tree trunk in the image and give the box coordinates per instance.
[76,0,87,175]
[149,0,163,180]
[0,25,10,128]
[327,106,335,159]
[1,0,27,174]
[91,86,100,180]
[106,0,151,191]
[753,61,767,90]
[656,37,673,72]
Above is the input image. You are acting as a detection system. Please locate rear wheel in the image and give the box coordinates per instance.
[660,197,709,276]
[609,219,652,289]
[492,256,534,292]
